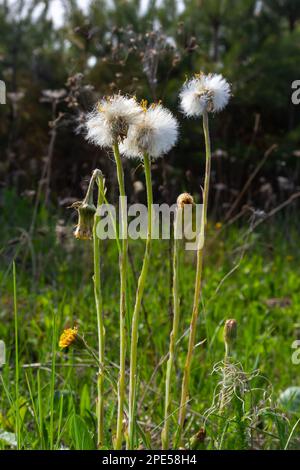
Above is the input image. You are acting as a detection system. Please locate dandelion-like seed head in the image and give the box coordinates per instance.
[177,192,194,208]
[85,94,143,148]
[59,326,78,349]
[179,73,231,117]
[120,102,179,160]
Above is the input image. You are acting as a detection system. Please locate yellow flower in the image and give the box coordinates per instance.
[215,222,222,230]
[286,255,294,262]
[59,327,78,349]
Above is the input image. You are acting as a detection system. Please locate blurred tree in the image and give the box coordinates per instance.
[265,0,300,32]
[0,0,299,215]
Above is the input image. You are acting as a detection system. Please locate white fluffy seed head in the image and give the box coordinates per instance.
[85,94,143,148]
[179,73,231,117]
[120,103,179,160]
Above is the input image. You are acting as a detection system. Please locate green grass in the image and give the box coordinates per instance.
[0,190,300,449]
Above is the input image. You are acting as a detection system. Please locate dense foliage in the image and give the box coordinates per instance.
[1,193,300,449]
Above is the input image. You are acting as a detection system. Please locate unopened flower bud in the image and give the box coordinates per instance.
[177,192,194,208]
[224,319,237,346]
[190,428,206,450]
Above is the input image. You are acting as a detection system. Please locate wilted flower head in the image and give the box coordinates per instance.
[85,94,143,148]
[120,101,179,160]
[179,73,231,117]
[73,200,96,240]
[72,169,103,241]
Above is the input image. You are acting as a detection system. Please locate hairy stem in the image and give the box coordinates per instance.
[176,111,211,446]
[220,342,230,412]
[128,153,153,449]
[93,171,105,448]
[113,142,129,450]
[13,261,21,450]
[162,208,181,449]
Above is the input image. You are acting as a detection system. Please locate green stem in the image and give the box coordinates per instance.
[93,171,105,448]
[84,168,99,206]
[49,311,57,449]
[113,143,128,450]
[176,111,211,446]
[37,370,44,449]
[128,153,153,449]
[220,341,231,413]
[162,208,181,449]
[13,261,21,450]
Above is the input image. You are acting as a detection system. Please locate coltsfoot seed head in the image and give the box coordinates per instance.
[120,102,179,159]
[179,73,231,117]
[85,94,143,148]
